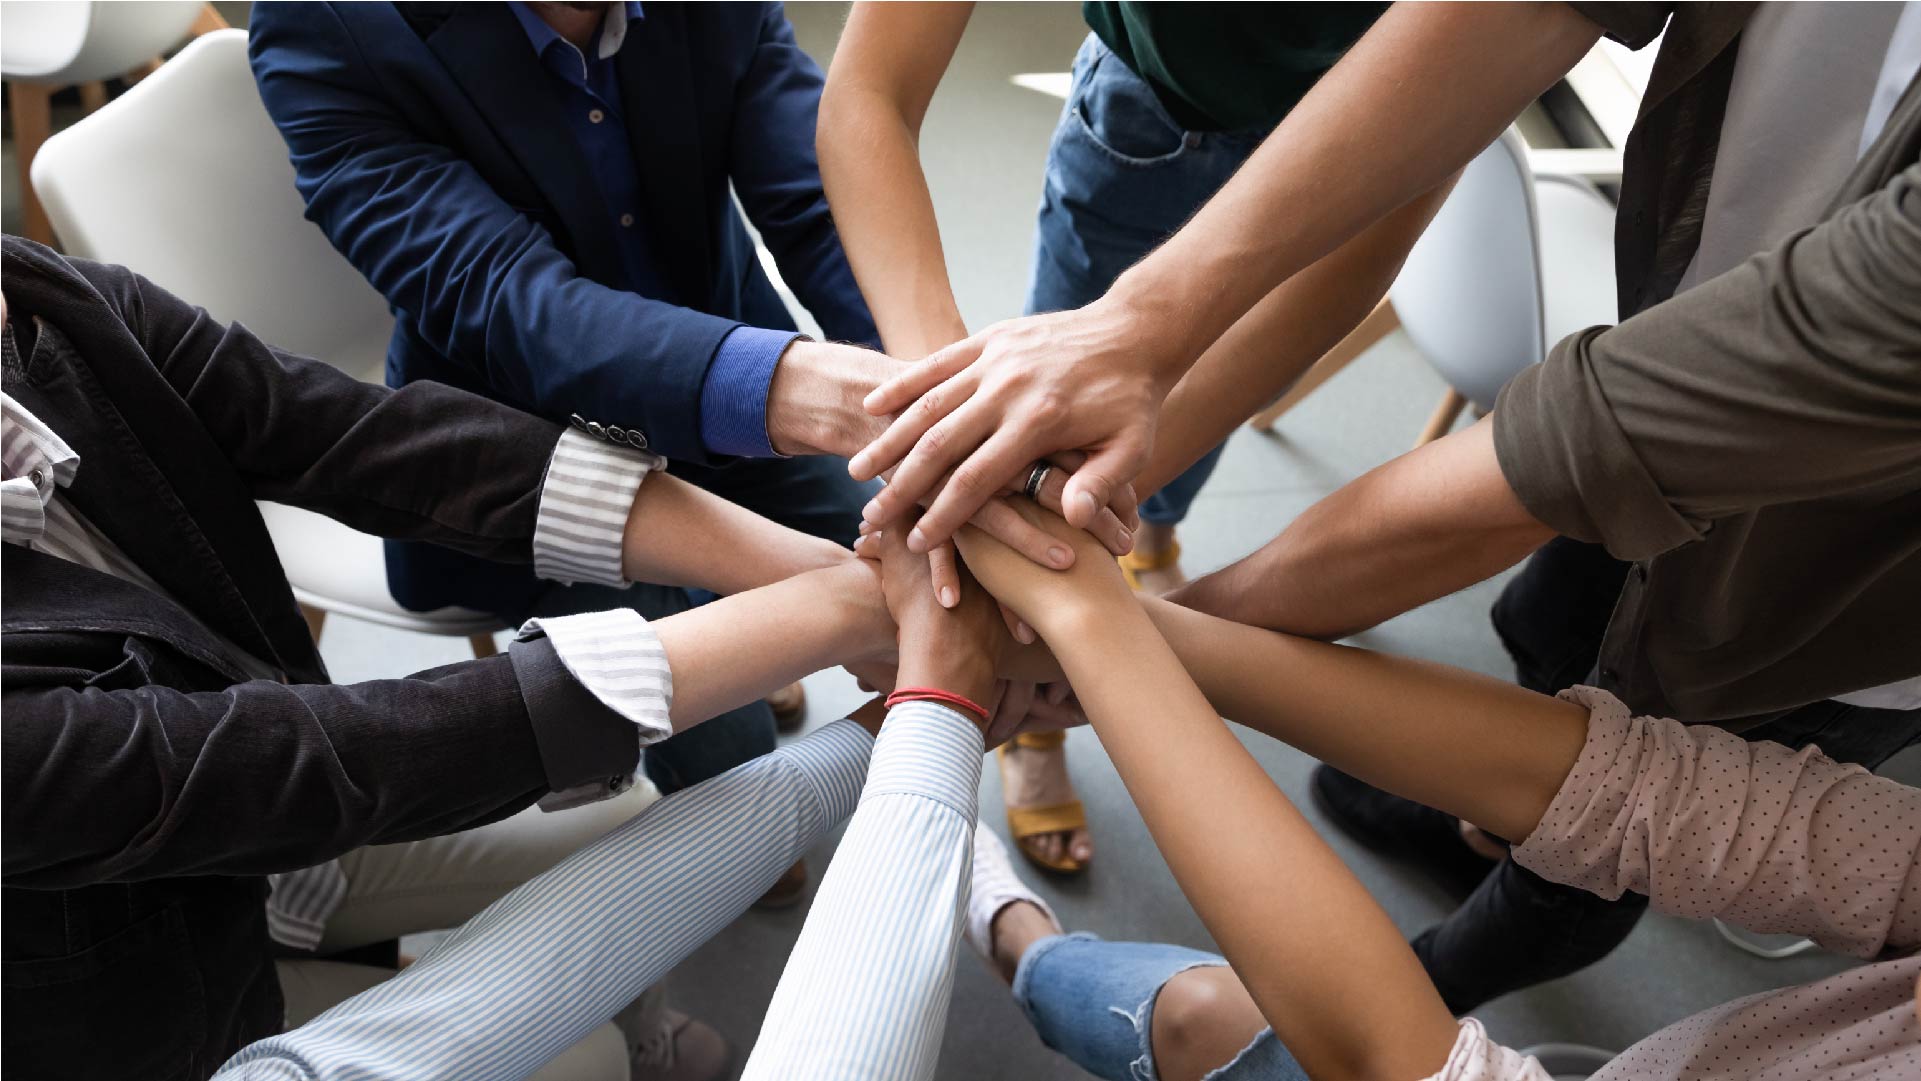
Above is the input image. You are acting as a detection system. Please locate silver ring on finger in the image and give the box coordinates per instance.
[1023,461,1053,502]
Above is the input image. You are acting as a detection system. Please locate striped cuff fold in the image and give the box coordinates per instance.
[865,701,985,818]
[776,719,876,829]
[516,608,673,745]
[532,428,662,587]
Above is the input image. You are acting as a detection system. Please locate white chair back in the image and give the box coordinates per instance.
[1389,128,1543,414]
[0,1,201,83]
[30,29,394,382]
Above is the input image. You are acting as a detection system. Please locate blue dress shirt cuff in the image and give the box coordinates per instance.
[700,326,799,459]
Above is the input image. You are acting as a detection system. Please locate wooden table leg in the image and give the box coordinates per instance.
[1249,298,1401,432]
[1415,388,1467,447]
[300,604,328,645]
[7,81,56,246]
[469,633,500,658]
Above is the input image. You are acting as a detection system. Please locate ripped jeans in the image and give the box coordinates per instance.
[1012,934,1306,1081]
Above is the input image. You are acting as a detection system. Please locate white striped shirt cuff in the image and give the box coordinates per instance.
[516,609,672,754]
[532,428,662,588]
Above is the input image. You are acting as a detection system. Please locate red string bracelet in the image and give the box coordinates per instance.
[884,686,990,726]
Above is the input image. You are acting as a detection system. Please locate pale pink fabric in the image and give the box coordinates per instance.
[1422,686,1921,1081]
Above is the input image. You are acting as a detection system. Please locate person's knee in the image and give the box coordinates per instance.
[1149,966,1266,1081]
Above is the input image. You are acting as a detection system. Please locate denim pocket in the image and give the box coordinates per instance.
[1067,42,1194,168]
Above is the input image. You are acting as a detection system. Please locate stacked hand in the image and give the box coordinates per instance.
[849,299,1179,556]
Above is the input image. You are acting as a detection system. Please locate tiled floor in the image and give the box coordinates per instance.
[7,5,1913,1079]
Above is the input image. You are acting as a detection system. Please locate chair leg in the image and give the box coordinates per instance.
[1249,298,1401,432]
[77,81,109,113]
[189,4,230,36]
[300,604,328,645]
[469,633,500,659]
[7,81,56,246]
[125,58,165,84]
[1415,388,1468,448]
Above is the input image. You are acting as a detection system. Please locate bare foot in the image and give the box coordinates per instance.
[1002,739,1094,868]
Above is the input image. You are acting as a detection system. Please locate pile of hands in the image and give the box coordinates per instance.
[838,499,1139,747]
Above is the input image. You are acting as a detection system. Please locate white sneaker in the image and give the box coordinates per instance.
[965,822,1060,961]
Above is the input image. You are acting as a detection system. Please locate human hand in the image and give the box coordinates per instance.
[861,512,1011,726]
[953,497,1134,637]
[765,340,904,458]
[849,297,1181,551]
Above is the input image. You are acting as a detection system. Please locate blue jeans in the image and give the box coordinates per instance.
[508,453,874,795]
[1026,35,1270,526]
[1013,933,1307,1081]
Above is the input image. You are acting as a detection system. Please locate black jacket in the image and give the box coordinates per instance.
[0,238,637,1080]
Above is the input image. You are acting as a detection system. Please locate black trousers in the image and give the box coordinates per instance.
[1420,537,1921,1013]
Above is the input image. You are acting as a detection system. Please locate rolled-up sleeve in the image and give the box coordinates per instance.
[1493,163,1921,561]
[1514,687,1921,959]
[532,428,663,588]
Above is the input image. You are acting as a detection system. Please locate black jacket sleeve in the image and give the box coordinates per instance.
[75,254,564,564]
[1,638,637,889]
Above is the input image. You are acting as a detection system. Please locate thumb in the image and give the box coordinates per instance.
[1060,432,1150,529]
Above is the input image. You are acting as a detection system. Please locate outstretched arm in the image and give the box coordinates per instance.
[817,1,975,359]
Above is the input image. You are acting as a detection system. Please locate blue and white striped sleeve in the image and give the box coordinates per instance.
[214,720,875,1081]
[742,701,985,1081]
[531,427,663,588]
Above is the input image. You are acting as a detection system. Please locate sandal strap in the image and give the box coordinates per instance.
[1117,540,1182,574]
[1005,800,1087,840]
[1009,729,1067,752]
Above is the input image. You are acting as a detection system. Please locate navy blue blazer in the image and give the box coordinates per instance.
[249,2,877,616]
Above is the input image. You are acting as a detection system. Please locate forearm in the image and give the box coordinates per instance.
[216,720,875,1081]
[1139,184,1452,497]
[818,87,969,358]
[620,472,849,595]
[744,702,982,1080]
[1171,418,1555,638]
[1138,595,1588,844]
[818,2,974,359]
[1105,2,1600,370]
[653,562,887,729]
[1044,601,1458,1081]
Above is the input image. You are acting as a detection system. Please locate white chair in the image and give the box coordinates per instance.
[1250,127,1617,447]
[2,0,217,244]
[32,29,503,658]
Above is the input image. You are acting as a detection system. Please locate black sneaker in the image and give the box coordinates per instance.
[1308,764,1501,901]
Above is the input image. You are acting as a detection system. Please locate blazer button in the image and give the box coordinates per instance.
[569,413,589,432]
[607,427,630,445]
[587,421,607,440]
[626,428,648,449]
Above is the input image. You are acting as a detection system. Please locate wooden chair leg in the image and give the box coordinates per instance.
[77,81,109,113]
[189,4,230,36]
[469,633,500,659]
[300,604,328,645]
[1249,298,1401,432]
[1415,388,1468,448]
[125,57,165,85]
[7,81,56,246]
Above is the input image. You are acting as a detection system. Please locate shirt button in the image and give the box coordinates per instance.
[619,212,635,228]
[588,108,605,124]
[28,468,45,487]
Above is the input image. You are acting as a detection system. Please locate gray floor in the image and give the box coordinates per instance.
[8,5,1915,1079]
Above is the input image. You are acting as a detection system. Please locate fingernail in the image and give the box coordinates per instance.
[908,528,929,553]
[1046,545,1072,569]
[938,586,957,608]
[1016,621,1036,644]
[861,500,884,523]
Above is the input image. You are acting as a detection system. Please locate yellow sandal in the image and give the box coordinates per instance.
[997,729,1089,875]
[1117,540,1181,592]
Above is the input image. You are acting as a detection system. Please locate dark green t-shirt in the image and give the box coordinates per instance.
[1082,2,1389,132]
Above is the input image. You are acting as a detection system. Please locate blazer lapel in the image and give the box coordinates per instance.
[616,7,714,305]
[422,4,627,284]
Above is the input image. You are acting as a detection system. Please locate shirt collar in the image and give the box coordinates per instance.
[1,385,80,547]
[508,2,643,65]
